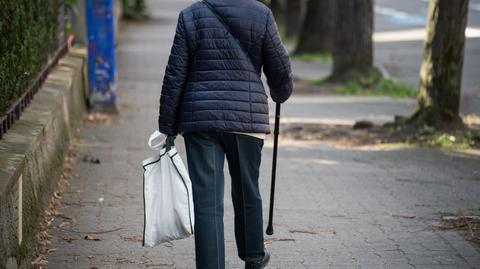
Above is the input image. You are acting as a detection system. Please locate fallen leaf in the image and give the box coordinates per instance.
[265,237,295,244]
[58,221,72,228]
[58,214,73,220]
[120,234,142,242]
[289,229,318,235]
[60,236,77,243]
[82,155,101,164]
[84,235,102,241]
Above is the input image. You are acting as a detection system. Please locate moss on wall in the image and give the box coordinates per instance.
[0,50,87,269]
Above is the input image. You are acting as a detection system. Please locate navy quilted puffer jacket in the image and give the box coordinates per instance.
[158,0,293,136]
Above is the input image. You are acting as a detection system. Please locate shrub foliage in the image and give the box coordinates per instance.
[0,0,62,114]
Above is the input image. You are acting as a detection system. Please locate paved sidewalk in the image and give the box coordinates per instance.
[46,1,480,268]
[278,95,415,125]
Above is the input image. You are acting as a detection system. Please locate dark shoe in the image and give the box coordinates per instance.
[245,251,270,269]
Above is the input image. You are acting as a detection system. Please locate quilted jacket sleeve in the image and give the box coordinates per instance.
[158,12,190,136]
[262,10,293,104]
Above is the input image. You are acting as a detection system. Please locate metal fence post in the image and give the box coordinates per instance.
[86,0,118,113]
[57,3,66,48]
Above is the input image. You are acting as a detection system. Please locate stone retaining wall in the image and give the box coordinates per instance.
[0,47,87,269]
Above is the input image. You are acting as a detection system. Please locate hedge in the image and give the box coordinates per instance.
[122,0,148,20]
[0,0,62,114]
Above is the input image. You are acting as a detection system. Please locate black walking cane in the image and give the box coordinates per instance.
[266,103,281,235]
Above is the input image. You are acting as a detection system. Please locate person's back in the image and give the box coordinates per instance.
[159,0,292,136]
[158,1,292,268]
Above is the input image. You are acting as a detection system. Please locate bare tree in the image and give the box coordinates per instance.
[330,0,374,81]
[411,0,469,126]
[295,0,334,54]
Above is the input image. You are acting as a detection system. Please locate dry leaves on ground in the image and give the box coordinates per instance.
[86,113,118,124]
[31,141,78,269]
[280,123,390,147]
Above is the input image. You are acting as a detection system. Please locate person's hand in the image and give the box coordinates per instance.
[165,135,175,151]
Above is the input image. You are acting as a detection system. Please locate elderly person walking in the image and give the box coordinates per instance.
[158,0,292,268]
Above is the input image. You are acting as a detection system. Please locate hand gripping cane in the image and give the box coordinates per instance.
[266,103,281,235]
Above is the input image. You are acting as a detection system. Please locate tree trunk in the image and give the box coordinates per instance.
[285,0,303,39]
[413,0,469,126]
[270,0,283,24]
[295,0,334,54]
[330,0,374,81]
[270,0,280,13]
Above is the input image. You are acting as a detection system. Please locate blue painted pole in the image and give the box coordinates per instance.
[86,0,118,113]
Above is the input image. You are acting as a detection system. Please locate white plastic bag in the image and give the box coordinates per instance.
[142,131,194,247]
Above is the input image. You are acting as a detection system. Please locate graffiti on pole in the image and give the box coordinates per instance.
[86,0,117,110]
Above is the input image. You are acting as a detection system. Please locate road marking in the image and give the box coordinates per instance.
[375,5,426,27]
[374,27,480,42]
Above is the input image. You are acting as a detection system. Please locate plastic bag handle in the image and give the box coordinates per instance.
[148,131,167,150]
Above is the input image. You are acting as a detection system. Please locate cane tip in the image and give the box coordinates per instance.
[266,226,274,235]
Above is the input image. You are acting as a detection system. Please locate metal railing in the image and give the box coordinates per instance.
[0,36,75,139]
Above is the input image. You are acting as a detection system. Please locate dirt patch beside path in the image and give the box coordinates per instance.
[279,123,480,149]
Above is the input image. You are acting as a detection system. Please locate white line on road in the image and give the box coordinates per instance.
[375,5,426,27]
[374,27,480,42]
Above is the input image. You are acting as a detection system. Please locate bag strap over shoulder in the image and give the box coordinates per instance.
[201,0,256,70]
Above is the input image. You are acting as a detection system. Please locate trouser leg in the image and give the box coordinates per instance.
[184,132,225,269]
[223,133,265,263]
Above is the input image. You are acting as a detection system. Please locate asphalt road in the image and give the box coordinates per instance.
[375,0,480,30]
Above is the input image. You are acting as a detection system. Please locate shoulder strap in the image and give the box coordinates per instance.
[202,0,256,69]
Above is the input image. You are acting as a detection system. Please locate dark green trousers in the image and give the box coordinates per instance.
[183,132,265,269]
